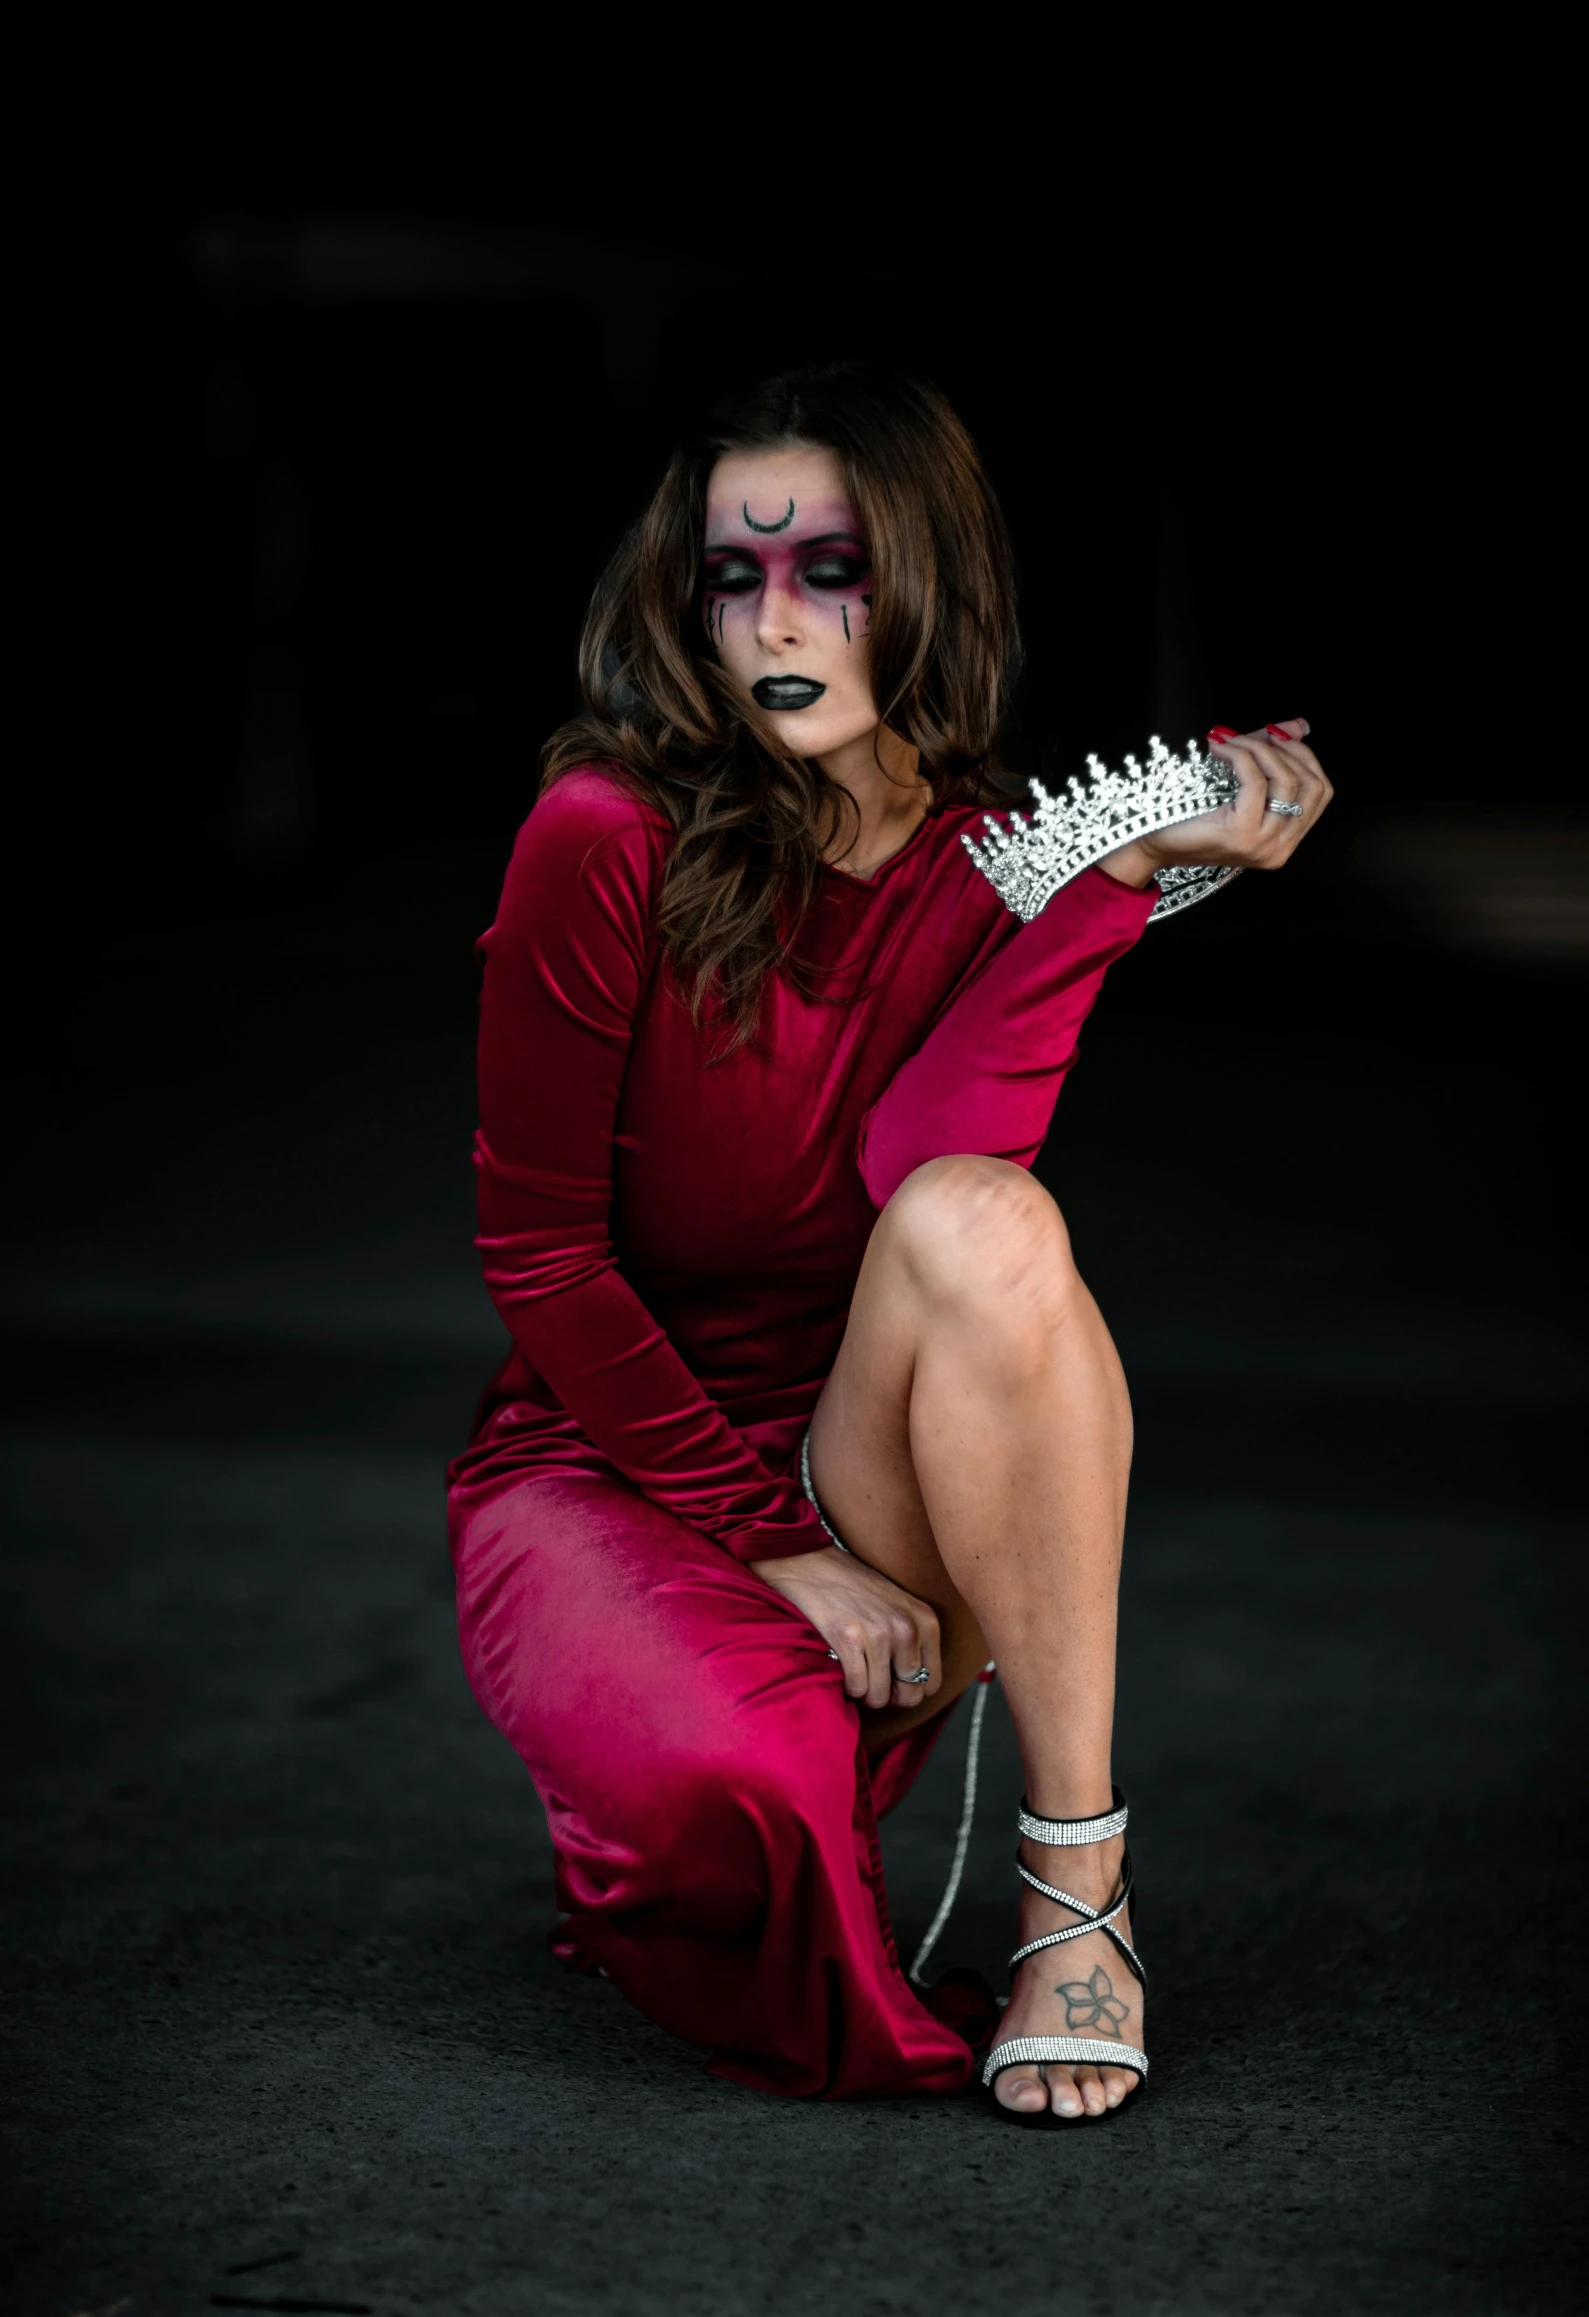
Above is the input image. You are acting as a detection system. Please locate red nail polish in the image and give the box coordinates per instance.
[1265,723,1293,741]
[1208,726,1240,741]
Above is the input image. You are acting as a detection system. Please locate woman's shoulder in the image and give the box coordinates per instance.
[530,762,673,846]
[510,763,672,885]
[494,763,671,946]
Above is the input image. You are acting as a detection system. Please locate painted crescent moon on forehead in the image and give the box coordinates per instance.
[743,498,796,534]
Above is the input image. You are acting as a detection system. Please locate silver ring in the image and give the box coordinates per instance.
[1266,798,1305,817]
[895,1665,932,1686]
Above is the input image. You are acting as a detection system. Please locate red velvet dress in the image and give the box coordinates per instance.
[447,767,1155,2096]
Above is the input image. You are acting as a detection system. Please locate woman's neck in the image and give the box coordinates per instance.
[816,725,930,882]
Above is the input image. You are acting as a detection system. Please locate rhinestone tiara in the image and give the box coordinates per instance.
[963,737,1243,924]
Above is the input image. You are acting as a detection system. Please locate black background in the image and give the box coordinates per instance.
[5,143,1584,2316]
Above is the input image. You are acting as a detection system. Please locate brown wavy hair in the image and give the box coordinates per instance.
[541,362,1021,1042]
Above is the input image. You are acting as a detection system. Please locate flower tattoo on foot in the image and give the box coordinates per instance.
[1054,1965,1129,2037]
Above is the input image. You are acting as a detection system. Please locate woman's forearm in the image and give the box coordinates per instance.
[854,866,1155,1208]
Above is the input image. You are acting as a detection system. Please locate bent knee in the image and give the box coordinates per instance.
[882,1155,1077,1314]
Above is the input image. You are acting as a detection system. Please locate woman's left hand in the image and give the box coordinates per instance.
[1102,718,1333,887]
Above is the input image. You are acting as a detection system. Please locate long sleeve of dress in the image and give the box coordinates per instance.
[855,865,1156,1209]
[473,776,831,1563]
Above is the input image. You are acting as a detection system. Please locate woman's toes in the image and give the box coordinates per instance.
[995,2063,1049,2113]
[1101,2067,1135,2110]
[1046,2067,1084,2119]
[1072,2064,1107,2117]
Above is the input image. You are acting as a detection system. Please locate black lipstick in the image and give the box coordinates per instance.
[752,676,826,712]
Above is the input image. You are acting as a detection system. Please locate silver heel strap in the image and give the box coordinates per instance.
[1008,1864,1144,1985]
[1010,1799,1145,1988]
[908,1665,996,1984]
[1009,1918,1146,1985]
[799,1430,852,1554]
[801,1427,1002,1991]
[1018,1789,1128,1847]
[1015,1863,1129,1918]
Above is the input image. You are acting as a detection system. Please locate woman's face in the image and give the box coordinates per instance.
[702,445,879,760]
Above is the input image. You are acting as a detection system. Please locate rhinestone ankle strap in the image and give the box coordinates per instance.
[1017,1787,1128,1847]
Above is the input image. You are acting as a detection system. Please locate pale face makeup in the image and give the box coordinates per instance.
[701,445,880,762]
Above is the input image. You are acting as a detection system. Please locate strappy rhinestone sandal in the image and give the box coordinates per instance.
[982,1787,1150,2101]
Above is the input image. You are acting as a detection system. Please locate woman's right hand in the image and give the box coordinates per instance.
[1101,717,1333,887]
[750,1545,943,1710]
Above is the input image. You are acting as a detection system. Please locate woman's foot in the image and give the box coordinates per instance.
[988,1832,1144,2119]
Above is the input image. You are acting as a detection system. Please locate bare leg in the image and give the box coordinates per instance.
[809,1154,1141,2118]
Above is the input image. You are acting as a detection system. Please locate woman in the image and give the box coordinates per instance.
[447,364,1330,2117]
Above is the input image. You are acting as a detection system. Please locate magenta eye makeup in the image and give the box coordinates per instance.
[700,484,874,674]
[701,550,872,600]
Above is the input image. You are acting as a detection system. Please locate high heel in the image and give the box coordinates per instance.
[982,1787,1149,2100]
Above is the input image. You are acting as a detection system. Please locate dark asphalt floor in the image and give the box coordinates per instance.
[3,859,1585,2316]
